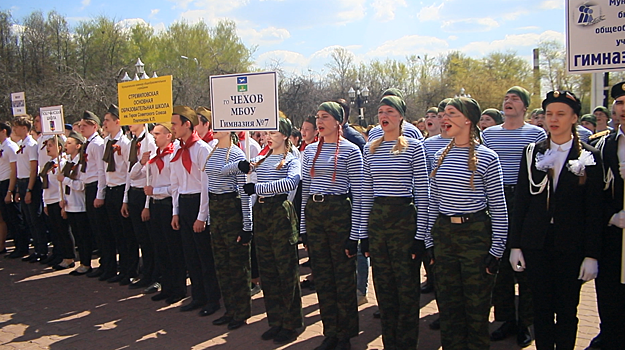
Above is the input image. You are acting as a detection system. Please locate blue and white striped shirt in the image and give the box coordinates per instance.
[423,135,452,174]
[300,139,364,239]
[427,145,508,257]
[360,139,430,240]
[482,124,546,185]
[577,125,592,143]
[204,146,252,232]
[368,121,424,141]
[222,152,301,197]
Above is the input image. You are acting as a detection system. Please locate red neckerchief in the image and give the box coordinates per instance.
[259,144,270,156]
[148,143,175,173]
[237,131,246,149]
[299,136,318,152]
[202,130,214,143]
[171,131,201,173]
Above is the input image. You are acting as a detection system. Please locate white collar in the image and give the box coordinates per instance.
[550,138,573,152]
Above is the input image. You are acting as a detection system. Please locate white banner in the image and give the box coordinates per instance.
[40,105,65,135]
[10,92,26,116]
[566,0,625,74]
[210,71,279,132]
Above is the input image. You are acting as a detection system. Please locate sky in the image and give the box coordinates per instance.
[3,0,567,76]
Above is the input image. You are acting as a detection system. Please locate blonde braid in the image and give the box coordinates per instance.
[468,127,479,190]
[369,136,384,154]
[370,120,408,154]
[430,139,455,178]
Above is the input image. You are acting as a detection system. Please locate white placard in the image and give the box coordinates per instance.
[11,92,26,116]
[210,71,279,132]
[566,0,625,74]
[40,105,65,135]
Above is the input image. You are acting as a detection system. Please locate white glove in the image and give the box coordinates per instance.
[578,257,598,281]
[620,162,625,180]
[509,248,526,272]
[609,210,625,228]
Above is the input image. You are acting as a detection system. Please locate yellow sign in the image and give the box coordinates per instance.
[117,75,173,125]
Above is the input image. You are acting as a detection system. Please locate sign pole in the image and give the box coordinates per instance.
[55,134,65,205]
[622,181,625,284]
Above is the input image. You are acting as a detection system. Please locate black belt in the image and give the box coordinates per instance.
[106,185,124,191]
[440,209,489,224]
[85,181,98,188]
[179,193,200,199]
[209,192,238,200]
[503,185,516,194]
[374,196,412,205]
[257,194,287,204]
[310,194,348,203]
[151,197,172,205]
[129,187,144,192]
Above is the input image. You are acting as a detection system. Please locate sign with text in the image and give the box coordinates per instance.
[210,71,279,131]
[11,92,26,116]
[117,75,173,125]
[40,105,65,135]
[566,0,625,73]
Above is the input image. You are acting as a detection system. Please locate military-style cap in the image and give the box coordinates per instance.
[481,108,503,125]
[82,110,101,125]
[379,95,407,117]
[173,105,199,126]
[64,124,73,131]
[382,88,404,99]
[156,122,173,133]
[67,130,86,144]
[580,114,597,127]
[611,81,625,99]
[278,117,293,137]
[195,106,212,125]
[107,104,119,118]
[448,97,482,125]
[506,86,531,108]
[426,107,438,114]
[541,90,581,116]
[593,106,610,119]
[318,102,344,123]
[438,98,453,111]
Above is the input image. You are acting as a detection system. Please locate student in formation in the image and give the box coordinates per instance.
[427,97,508,350]
[360,95,430,350]
[0,121,26,258]
[57,131,93,275]
[300,101,364,350]
[228,117,303,344]
[510,90,602,350]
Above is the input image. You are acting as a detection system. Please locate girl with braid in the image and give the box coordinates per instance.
[426,97,508,350]
[509,91,602,350]
[360,95,430,350]
[226,117,303,345]
[300,101,364,350]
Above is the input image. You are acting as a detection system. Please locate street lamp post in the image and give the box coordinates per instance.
[455,87,471,98]
[348,79,369,127]
[119,58,156,82]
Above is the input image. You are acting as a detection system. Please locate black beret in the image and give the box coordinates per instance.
[611,82,625,99]
[541,90,581,116]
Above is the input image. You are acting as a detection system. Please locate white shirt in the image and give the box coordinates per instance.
[0,138,19,181]
[37,134,65,172]
[61,154,87,212]
[551,138,573,190]
[171,137,215,222]
[42,157,63,206]
[130,144,175,202]
[103,129,131,187]
[124,130,157,205]
[16,135,38,179]
[81,132,107,199]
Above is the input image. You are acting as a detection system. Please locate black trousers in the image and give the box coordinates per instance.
[524,248,583,350]
[67,211,92,266]
[127,187,155,282]
[0,179,27,245]
[16,178,47,255]
[178,194,220,305]
[596,227,625,350]
[85,182,114,274]
[46,202,75,260]
[105,185,137,277]
[151,197,186,298]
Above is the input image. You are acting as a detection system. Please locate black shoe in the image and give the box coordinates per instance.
[6,251,27,259]
[261,326,282,340]
[373,309,381,319]
[69,267,92,276]
[314,336,338,350]
[300,279,315,290]
[53,262,75,270]
[30,254,47,263]
[517,326,532,348]
[107,274,125,283]
[429,317,440,330]
[128,279,151,289]
[166,295,185,305]
[336,339,351,350]
[212,315,233,326]
[227,319,246,330]
[119,276,133,286]
[180,300,206,312]
[199,303,220,317]
[87,268,105,278]
[40,255,56,265]
[490,320,517,341]
[0,248,6,254]
[151,293,170,301]
[273,328,297,344]
[99,272,117,281]
[22,253,37,262]
[420,283,434,294]
[143,282,160,294]
[589,333,602,348]
[46,256,63,267]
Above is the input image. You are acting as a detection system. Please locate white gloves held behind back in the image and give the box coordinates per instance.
[509,248,598,281]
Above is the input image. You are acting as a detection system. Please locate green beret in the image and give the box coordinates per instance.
[448,97,482,126]
[318,102,344,123]
[82,110,100,125]
[382,88,404,99]
[438,98,453,111]
[580,114,597,127]
[541,90,581,116]
[173,105,199,126]
[278,117,292,137]
[107,104,119,118]
[67,130,85,144]
[481,108,503,125]
[593,106,610,119]
[507,86,531,108]
[379,96,406,117]
[611,81,625,99]
[426,107,439,114]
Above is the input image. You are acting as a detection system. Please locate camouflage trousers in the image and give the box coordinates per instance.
[368,198,420,350]
[431,212,496,350]
[253,196,303,330]
[210,195,251,321]
[305,196,358,339]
